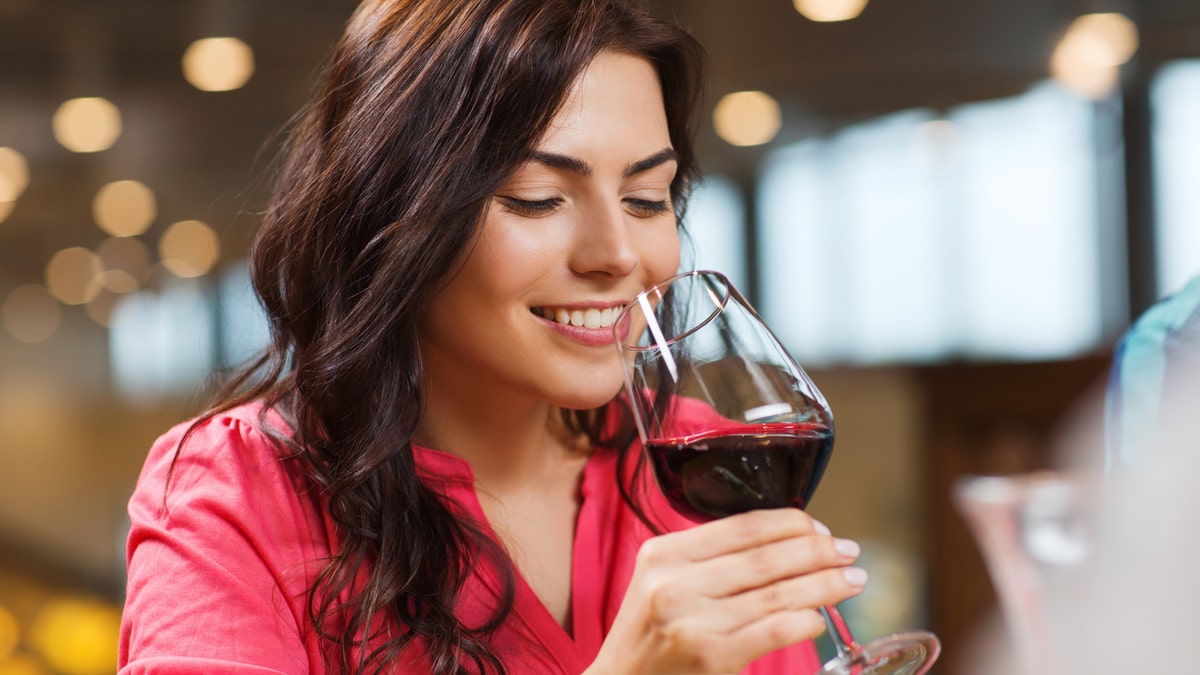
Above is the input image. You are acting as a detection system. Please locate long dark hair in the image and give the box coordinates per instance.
[193,0,705,672]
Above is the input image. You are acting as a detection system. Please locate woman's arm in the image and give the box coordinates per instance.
[120,411,322,674]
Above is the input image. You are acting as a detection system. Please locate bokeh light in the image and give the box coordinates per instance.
[182,37,256,92]
[44,247,104,305]
[159,219,220,277]
[51,97,123,153]
[1051,13,1139,99]
[794,0,869,22]
[92,180,156,237]
[0,199,14,223]
[0,147,30,202]
[0,655,48,675]
[713,90,782,147]
[0,603,17,659]
[2,285,61,343]
[28,597,120,675]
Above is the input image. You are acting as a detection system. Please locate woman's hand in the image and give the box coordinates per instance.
[586,508,865,675]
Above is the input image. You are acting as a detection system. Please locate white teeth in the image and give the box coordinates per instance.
[538,304,625,329]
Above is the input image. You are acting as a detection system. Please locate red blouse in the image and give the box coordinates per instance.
[119,403,819,673]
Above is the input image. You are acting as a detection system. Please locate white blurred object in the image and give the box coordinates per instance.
[957,379,1200,674]
[954,472,1101,674]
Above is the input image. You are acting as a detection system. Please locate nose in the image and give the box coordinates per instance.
[568,200,639,278]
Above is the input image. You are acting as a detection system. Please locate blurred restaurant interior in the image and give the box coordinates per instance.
[2,0,1199,672]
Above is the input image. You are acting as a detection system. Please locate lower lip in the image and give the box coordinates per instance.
[540,312,631,347]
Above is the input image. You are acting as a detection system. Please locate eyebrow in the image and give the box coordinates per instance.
[527,147,679,179]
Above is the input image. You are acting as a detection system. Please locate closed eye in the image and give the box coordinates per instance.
[497,196,562,217]
[625,198,672,217]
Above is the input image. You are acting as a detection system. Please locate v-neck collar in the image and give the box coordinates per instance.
[409,443,605,671]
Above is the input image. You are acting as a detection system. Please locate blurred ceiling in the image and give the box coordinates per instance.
[2,0,1200,303]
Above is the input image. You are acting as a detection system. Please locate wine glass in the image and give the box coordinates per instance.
[614,270,940,675]
[952,472,1099,675]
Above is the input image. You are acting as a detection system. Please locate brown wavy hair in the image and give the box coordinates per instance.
[195,0,705,672]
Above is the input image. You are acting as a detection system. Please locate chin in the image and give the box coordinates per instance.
[553,380,625,412]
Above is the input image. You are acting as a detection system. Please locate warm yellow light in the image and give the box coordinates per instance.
[0,147,30,202]
[793,0,869,22]
[85,290,122,327]
[29,598,120,675]
[182,37,256,92]
[0,200,14,223]
[160,219,220,277]
[52,97,122,153]
[92,180,156,237]
[713,90,782,147]
[1050,13,1139,99]
[45,247,104,305]
[0,603,18,659]
[1072,13,1139,66]
[100,269,139,294]
[96,236,151,280]
[3,284,62,343]
[0,654,49,675]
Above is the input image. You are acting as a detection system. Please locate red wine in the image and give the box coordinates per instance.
[646,422,834,522]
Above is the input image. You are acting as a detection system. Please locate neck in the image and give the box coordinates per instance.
[414,380,589,494]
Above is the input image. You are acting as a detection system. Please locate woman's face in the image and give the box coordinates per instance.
[420,51,681,412]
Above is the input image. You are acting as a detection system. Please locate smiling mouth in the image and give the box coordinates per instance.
[533,305,626,329]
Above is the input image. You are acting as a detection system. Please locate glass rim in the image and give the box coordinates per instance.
[614,269,734,353]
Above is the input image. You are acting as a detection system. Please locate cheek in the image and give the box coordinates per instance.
[643,224,682,277]
[465,216,564,293]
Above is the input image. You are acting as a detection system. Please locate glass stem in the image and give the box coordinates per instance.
[820,605,859,660]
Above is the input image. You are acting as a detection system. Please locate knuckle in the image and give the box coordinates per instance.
[756,583,786,612]
[637,537,667,567]
[732,510,769,541]
[745,547,776,578]
[645,576,684,618]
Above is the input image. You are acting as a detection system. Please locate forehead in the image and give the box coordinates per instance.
[534,51,670,155]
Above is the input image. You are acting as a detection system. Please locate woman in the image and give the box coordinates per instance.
[119,0,866,672]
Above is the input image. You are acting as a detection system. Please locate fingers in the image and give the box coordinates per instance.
[605,510,871,674]
[667,507,825,562]
[721,608,830,668]
[696,525,862,598]
[632,510,866,627]
[699,564,867,636]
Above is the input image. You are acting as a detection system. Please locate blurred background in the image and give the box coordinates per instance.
[1,0,1198,672]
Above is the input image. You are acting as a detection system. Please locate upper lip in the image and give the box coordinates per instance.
[534,300,628,310]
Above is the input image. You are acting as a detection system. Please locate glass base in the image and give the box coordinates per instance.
[819,631,941,675]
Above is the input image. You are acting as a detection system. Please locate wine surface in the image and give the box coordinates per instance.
[646,423,834,522]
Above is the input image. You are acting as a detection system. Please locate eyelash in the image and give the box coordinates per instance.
[626,198,672,217]
[497,196,672,218]
[498,196,562,217]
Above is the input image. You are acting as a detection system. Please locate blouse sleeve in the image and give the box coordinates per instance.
[119,410,329,674]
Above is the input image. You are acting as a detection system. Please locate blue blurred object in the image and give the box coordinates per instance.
[1106,275,1200,469]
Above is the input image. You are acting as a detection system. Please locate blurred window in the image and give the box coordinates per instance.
[682,175,748,292]
[217,261,270,369]
[759,81,1102,364]
[1151,59,1200,297]
[109,262,270,403]
[110,281,215,404]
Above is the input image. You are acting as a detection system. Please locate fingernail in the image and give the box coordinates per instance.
[843,567,868,588]
[834,538,860,558]
[813,520,831,535]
